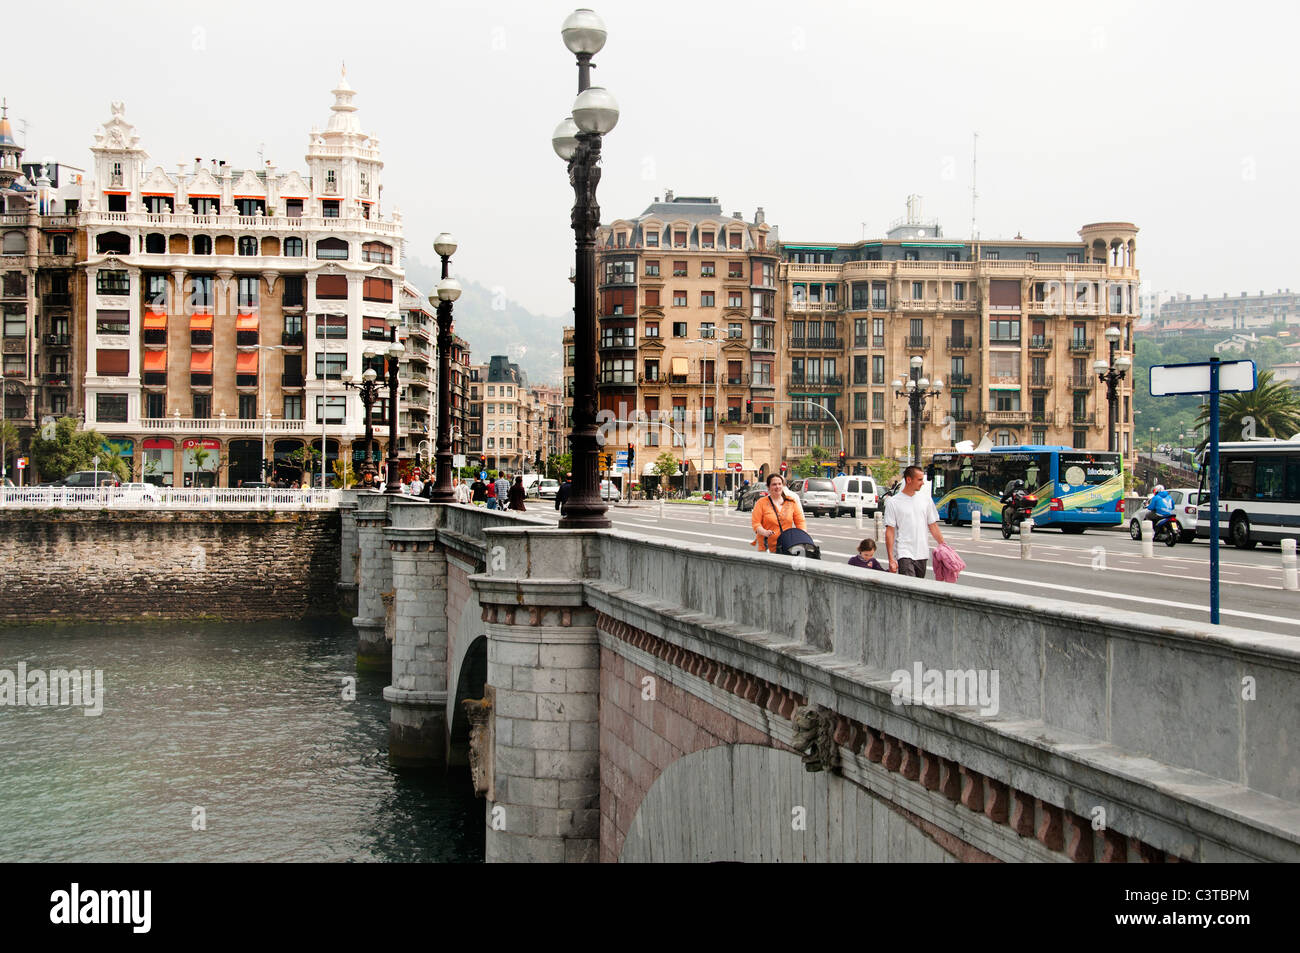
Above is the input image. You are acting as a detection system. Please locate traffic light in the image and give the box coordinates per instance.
[627,443,635,469]
[838,450,846,471]
[745,398,753,414]
[479,454,486,467]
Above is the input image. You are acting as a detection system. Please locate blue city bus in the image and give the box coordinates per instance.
[928,446,1124,532]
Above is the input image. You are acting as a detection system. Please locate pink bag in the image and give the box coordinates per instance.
[931,543,966,583]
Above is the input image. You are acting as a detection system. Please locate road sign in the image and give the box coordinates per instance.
[16,457,27,470]
[453,454,466,469]
[732,462,742,472]
[1149,357,1257,625]
[1150,360,1255,397]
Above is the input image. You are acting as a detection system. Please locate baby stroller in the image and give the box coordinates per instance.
[776,527,821,559]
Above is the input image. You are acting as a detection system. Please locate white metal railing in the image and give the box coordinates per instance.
[0,486,340,510]
[135,417,307,433]
[82,210,401,238]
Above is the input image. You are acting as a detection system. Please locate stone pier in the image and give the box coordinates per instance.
[338,490,360,618]
[353,492,392,673]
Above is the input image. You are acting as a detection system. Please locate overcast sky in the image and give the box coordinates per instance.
[9,0,1299,316]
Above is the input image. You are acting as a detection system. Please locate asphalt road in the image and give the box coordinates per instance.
[520,499,1300,637]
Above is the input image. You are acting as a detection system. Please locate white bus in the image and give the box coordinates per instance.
[1197,438,1300,548]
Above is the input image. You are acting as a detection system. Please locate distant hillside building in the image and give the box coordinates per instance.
[1158,289,1299,332]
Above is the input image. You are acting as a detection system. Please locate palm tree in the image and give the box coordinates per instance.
[1194,371,1300,450]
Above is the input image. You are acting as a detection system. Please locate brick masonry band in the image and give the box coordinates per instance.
[0,510,340,622]
[594,610,1178,864]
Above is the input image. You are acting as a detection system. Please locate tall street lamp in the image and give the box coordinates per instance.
[1094,325,1131,455]
[553,7,619,529]
[892,355,942,468]
[429,232,461,502]
[256,343,290,481]
[342,362,381,485]
[384,312,405,495]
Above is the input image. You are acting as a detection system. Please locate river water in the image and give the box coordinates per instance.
[0,619,483,862]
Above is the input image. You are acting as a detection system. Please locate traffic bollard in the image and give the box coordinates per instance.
[873,511,884,541]
[1019,518,1033,559]
[658,496,665,521]
[971,509,981,541]
[856,503,864,531]
[1283,538,1298,591]
[1140,518,1153,558]
[709,501,716,524]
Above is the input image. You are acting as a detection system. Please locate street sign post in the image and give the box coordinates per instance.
[1149,357,1256,624]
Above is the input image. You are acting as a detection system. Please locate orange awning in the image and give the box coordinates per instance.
[143,312,167,329]
[190,314,213,330]
[236,352,259,374]
[235,313,259,330]
[190,351,213,372]
[143,350,167,372]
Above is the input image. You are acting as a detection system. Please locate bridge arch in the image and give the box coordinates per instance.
[449,634,487,766]
[620,744,956,863]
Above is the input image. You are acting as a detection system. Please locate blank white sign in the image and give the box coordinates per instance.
[1150,360,1255,396]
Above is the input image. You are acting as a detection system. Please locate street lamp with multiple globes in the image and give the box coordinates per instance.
[341,359,381,485]
[384,312,405,495]
[429,232,461,502]
[553,7,619,529]
[1094,325,1132,455]
[892,355,943,468]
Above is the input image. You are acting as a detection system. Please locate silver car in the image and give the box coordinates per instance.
[790,477,838,518]
[1129,488,1201,542]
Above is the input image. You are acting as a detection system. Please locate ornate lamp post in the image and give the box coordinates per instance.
[553,7,619,529]
[342,361,381,485]
[384,312,404,495]
[1094,325,1131,455]
[429,232,461,502]
[892,355,943,467]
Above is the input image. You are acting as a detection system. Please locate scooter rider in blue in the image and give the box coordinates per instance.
[1147,484,1175,535]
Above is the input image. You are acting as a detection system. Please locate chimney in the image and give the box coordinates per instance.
[755,207,765,225]
[733,211,742,220]
[664,188,674,201]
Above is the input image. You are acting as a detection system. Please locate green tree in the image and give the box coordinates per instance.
[1193,371,1300,449]
[871,456,900,487]
[547,452,572,478]
[331,457,356,489]
[287,445,321,483]
[29,417,127,481]
[0,419,19,481]
[791,446,832,479]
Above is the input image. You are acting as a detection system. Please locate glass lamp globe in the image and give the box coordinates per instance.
[340,371,354,383]
[433,232,458,258]
[933,378,944,392]
[892,379,903,389]
[363,368,378,382]
[1105,325,1122,342]
[388,341,405,358]
[918,377,930,388]
[910,355,923,369]
[362,347,376,361]
[1115,355,1132,370]
[561,8,606,55]
[386,312,402,328]
[906,379,916,391]
[1094,360,1109,373]
[552,118,580,160]
[437,277,462,302]
[572,87,619,135]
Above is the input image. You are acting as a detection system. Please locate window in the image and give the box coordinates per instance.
[701,232,715,249]
[645,230,659,248]
[753,325,774,350]
[284,396,303,420]
[142,232,166,254]
[953,282,966,301]
[96,270,129,295]
[315,275,348,300]
[673,322,687,337]
[96,394,128,422]
[872,392,884,421]
[700,322,715,339]
[701,262,715,277]
[363,277,393,302]
[728,261,743,279]
[95,310,129,335]
[872,355,885,384]
[282,276,304,309]
[728,232,742,250]
[643,359,659,381]
[853,393,868,421]
[872,317,885,347]
[283,237,304,257]
[644,260,660,276]
[315,395,346,424]
[644,322,659,337]
[853,355,868,385]
[193,234,213,255]
[727,291,743,309]
[989,318,1020,343]
[237,276,259,308]
[316,237,349,259]
[701,291,715,307]
[912,281,924,300]
[3,308,26,338]
[1025,251,1039,263]
[487,386,495,396]
[600,358,634,383]
[363,241,393,264]
[146,393,165,418]
[983,250,999,260]
[673,290,687,307]
[51,234,69,255]
[603,259,635,284]
[315,353,347,379]
[872,428,884,456]
[239,395,257,420]
[1073,429,1087,449]
[315,314,347,338]
[725,322,740,340]
[992,390,1021,412]
[322,200,340,218]
[673,231,687,248]
[235,198,265,216]
[1066,252,1080,264]
[238,236,258,256]
[673,261,687,276]
[751,291,774,319]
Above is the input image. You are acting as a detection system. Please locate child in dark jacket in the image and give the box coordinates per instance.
[847,538,886,571]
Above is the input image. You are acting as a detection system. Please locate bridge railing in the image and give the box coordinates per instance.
[0,486,341,510]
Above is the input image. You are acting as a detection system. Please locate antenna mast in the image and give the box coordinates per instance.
[970,132,979,241]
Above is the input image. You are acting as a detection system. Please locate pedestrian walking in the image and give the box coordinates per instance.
[494,473,510,506]
[454,477,471,505]
[555,472,573,515]
[471,476,487,506]
[409,470,424,497]
[485,477,498,509]
[508,475,527,512]
[750,473,807,553]
[883,464,945,577]
[848,538,886,571]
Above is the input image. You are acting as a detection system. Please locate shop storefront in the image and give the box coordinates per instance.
[181,437,221,488]
[142,437,174,486]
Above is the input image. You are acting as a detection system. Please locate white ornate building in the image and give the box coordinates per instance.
[80,71,411,485]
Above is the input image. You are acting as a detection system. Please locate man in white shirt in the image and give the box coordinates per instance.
[453,478,471,505]
[884,465,945,578]
[409,470,424,497]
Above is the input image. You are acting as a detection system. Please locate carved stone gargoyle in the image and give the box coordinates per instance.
[463,689,494,799]
[790,705,839,774]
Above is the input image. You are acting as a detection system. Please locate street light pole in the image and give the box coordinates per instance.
[553,7,619,529]
[1094,325,1130,456]
[384,312,404,495]
[893,355,943,468]
[429,235,462,502]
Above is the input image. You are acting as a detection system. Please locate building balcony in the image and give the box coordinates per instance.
[1072,412,1096,425]
[42,373,71,387]
[1067,376,1094,389]
[42,293,72,308]
[133,416,312,434]
[282,373,305,387]
[904,335,931,350]
[82,209,403,239]
[985,410,1030,425]
[1030,412,1049,424]
[788,374,844,391]
[942,409,973,422]
[786,300,842,314]
[1028,336,1052,351]
[750,339,776,353]
[946,336,973,350]
[282,332,304,347]
[788,336,843,350]
[989,336,1021,347]
[1069,338,1095,352]
[1028,375,1054,388]
[43,334,71,347]
[948,373,973,387]
[598,338,638,351]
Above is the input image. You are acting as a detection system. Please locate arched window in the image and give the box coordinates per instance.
[316,237,349,260]
[238,236,258,256]
[1,231,25,254]
[283,237,303,257]
[362,241,392,264]
[145,233,166,254]
[193,235,213,256]
[95,231,130,255]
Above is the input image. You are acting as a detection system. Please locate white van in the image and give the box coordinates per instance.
[521,473,542,496]
[832,474,880,516]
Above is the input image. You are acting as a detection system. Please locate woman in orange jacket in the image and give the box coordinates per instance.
[751,473,807,552]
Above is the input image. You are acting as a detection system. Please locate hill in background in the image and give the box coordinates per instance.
[404,258,567,386]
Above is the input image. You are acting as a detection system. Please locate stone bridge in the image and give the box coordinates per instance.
[341,491,1300,863]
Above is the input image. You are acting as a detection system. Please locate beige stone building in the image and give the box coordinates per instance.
[596,192,779,491]
[778,214,1140,473]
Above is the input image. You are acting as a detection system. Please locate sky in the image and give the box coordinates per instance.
[8,0,1300,317]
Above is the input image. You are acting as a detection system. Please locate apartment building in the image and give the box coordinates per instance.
[1157,289,1299,332]
[1,102,84,479]
[400,281,434,458]
[448,332,471,460]
[79,73,410,486]
[596,192,779,490]
[778,212,1140,470]
[475,355,528,473]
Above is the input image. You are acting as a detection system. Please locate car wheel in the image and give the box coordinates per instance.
[1129,519,1142,540]
[1230,514,1256,549]
[1180,531,1195,543]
